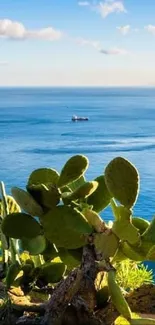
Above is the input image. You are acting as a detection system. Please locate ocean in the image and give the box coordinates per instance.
[0,86,155,270]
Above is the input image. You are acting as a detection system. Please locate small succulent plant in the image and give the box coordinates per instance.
[0,154,155,324]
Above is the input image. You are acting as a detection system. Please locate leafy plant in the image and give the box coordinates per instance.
[0,154,155,324]
[116,260,153,291]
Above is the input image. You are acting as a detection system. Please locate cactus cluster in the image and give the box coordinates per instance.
[0,155,155,324]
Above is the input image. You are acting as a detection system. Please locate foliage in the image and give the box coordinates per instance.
[0,154,155,324]
[116,260,153,291]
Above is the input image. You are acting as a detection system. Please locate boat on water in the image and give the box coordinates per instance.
[72,115,89,121]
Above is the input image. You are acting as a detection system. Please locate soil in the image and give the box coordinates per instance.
[0,284,155,325]
[96,284,155,325]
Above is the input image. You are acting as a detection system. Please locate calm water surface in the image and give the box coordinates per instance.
[0,87,155,269]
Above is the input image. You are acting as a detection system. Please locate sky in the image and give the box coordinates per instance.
[0,0,155,86]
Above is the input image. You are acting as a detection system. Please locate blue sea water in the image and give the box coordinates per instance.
[0,86,155,270]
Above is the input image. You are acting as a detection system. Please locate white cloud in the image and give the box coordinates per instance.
[26,28,62,41]
[97,1,127,18]
[79,1,127,18]
[145,25,155,35]
[78,1,90,6]
[76,37,128,55]
[117,25,130,35]
[0,19,26,39]
[0,19,62,41]
[100,47,128,55]
[76,37,100,49]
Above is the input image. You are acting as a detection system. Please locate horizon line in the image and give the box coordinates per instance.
[0,85,155,88]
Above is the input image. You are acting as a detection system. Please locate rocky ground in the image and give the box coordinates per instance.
[0,283,155,325]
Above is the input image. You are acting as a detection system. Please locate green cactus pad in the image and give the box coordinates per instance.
[61,191,73,205]
[87,175,112,212]
[27,168,60,187]
[95,271,109,308]
[82,208,104,232]
[94,232,119,259]
[42,205,92,249]
[141,216,155,244]
[22,263,34,275]
[96,286,109,308]
[68,248,83,262]
[146,245,155,261]
[105,157,139,208]
[112,245,128,263]
[112,206,140,245]
[39,260,66,283]
[0,195,21,216]
[43,242,58,262]
[60,186,72,195]
[6,261,21,289]
[27,184,60,209]
[57,155,89,188]
[1,212,42,239]
[58,247,82,270]
[63,181,98,203]
[11,187,43,217]
[121,241,146,261]
[71,181,98,200]
[68,175,86,192]
[21,235,47,255]
[25,259,35,268]
[124,239,155,261]
[132,217,150,235]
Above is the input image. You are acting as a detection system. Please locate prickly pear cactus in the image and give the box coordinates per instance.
[82,208,105,232]
[112,243,128,262]
[1,212,42,239]
[121,241,146,261]
[27,168,60,187]
[42,205,92,249]
[1,154,155,325]
[38,258,66,284]
[141,216,155,244]
[57,155,89,188]
[58,247,82,270]
[95,271,109,308]
[132,217,150,235]
[6,261,21,289]
[105,157,139,208]
[94,231,119,259]
[146,245,155,261]
[68,175,86,192]
[87,175,112,212]
[108,269,132,320]
[27,184,61,209]
[112,206,140,245]
[63,181,98,203]
[43,241,58,262]
[11,187,43,217]
[21,235,47,255]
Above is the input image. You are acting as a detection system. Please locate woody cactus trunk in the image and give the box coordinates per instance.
[1,155,155,324]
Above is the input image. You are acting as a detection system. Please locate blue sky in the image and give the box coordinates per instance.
[0,0,155,86]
